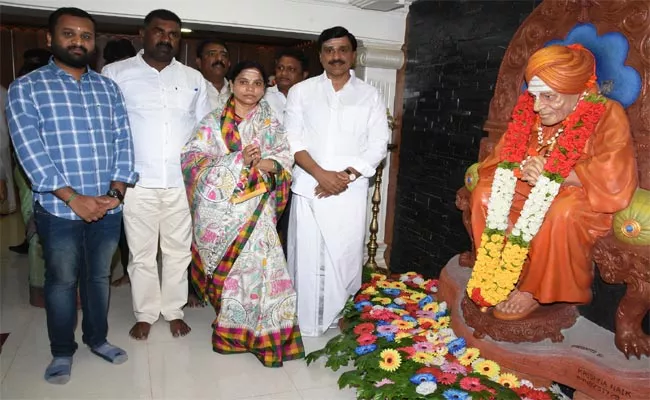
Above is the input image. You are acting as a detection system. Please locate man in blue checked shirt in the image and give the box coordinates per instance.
[6,7,137,385]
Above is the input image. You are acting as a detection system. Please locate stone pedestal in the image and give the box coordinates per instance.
[438,255,650,400]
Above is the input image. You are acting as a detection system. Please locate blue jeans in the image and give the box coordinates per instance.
[34,202,121,357]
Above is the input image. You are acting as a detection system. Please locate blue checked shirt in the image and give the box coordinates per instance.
[6,59,138,220]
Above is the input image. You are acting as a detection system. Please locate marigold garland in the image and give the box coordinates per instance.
[467,91,607,307]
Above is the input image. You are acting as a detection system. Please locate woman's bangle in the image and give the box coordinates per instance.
[65,192,78,206]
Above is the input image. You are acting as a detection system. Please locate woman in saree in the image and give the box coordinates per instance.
[182,61,304,367]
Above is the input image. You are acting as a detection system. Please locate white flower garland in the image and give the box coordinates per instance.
[511,174,561,242]
[485,168,518,231]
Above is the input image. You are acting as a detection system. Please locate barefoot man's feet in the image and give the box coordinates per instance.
[111,275,130,287]
[129,322,151,340]
[186,292,205,308]
[170,319,191,337]
[493,289,540,321]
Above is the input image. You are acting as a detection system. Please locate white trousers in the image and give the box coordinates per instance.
[288,190,368,337]
[123,186,191,324]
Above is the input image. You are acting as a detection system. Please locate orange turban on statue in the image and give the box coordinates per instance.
[525,44,597,94]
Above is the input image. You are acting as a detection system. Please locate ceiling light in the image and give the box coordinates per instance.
[181,28,192,33]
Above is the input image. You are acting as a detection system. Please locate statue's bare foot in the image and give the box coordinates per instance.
[493,289,539,321]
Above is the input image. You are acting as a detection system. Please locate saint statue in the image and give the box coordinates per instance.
[467,44,638,320]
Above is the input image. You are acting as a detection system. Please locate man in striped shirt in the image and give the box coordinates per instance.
[6,7,137,385]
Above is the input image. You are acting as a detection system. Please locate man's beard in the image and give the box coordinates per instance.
[50,42,93,69]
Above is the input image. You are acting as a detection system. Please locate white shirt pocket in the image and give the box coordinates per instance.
[169,87,198,115]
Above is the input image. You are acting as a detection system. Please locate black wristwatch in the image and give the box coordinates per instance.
[106,188,124,203]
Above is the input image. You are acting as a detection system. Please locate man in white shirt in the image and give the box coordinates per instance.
[263,49,309,255]
[195,39,231,109]
[103,9,211,340]
[285,27,389,337]
[264,48,309,124]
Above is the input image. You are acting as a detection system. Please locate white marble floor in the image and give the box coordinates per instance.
[0,212,356,400]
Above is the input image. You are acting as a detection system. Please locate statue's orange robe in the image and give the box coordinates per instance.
[470,100,638,304]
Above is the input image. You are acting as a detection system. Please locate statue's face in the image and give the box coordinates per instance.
[529,76,581,126]
[532,90,581,126]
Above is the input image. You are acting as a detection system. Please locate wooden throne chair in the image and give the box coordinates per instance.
[437,1,650,398]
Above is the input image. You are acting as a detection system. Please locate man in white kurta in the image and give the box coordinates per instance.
[263,48,309,124]
[102,10,211,339]
[195,40,232,110]
[285,26,389,337]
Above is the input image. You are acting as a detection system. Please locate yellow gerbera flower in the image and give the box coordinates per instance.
[362,286,378,295]
[437,316,451,328]
[497,373,520,388]
[410,293,427,302]
[395,331,410,342]
[458,348,480,366]
[371,273,387,281]
[422,303,439,313]
[417,317,435,326]
[411,351,435,364]
[371,297,392,305]
[433,346,448,357]
[473,359,501,378]
[391,320,415,330]
[388,281,406,290]
[376,280,391,289]
[378,349,401,372]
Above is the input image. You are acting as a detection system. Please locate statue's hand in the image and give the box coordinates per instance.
[521,156,545,186]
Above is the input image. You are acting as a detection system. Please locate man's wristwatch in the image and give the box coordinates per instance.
[106,188,124,203]
[344,168,357,182]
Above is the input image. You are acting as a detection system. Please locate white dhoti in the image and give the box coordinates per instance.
[288,187,368,337]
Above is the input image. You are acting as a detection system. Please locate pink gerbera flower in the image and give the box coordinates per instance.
[412,342,434,352]
[441,361,467,375]
[377,324,399,334]
[415,310,436,319]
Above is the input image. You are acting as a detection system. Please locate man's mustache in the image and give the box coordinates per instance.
[67,46,88,54]
[211,60,226,68]
[156,42,173,51]
[329,60,345,65]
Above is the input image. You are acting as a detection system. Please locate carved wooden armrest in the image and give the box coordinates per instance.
[593,188,650,358]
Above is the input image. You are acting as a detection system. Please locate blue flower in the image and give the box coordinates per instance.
[435,311,447,319]
[354,301,372,311]
[418,295,433,308]
[442,389,470,400]
[376,320,390,326]
[382,288,401,296]
[447,337,466,354]
[354,344,378,355]
[381,333,395,342]
[386,303,403,310]
[402,315,417,323]
[544,23,641,108]
[409,373,436,385]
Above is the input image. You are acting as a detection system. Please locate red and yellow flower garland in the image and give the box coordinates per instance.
[467,91,607,307]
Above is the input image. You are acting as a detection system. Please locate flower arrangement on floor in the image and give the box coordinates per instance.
[466,88,607,307]
[306,272,563,400]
